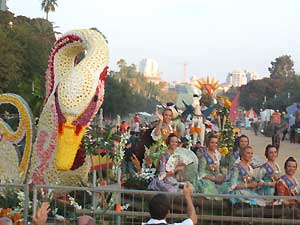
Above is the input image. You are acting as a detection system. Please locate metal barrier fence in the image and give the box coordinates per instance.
[2,183,300,224]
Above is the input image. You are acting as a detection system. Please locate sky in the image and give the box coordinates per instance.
[7,0,300,83]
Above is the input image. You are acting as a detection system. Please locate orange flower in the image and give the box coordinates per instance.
[115,203,122,212]
[190,127,195,134]
[211,110,217,117]
[12,213,22,222]
[195,128,201,135]
[0,208,11,216]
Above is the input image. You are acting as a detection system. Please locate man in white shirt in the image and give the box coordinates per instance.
[143,182,197,225]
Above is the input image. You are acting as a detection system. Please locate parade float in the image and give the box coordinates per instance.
[0,29,109,185]
[0,29,297,223]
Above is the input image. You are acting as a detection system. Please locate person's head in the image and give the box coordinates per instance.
[238,135,249,150]
[205,134,218,150]
[0,217,13,225]
[77,215,96,225]
[130,131,135,136]
[284,157,298,176]
[149,194,170,220]
[196,141,201,147]
[125,141,132,148]
[264,144,278,160]
[166,133,178,150]
[162,108,173,124]
[240,146,253,162]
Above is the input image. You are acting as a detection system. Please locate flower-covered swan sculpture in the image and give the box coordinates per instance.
[0,29,109,185]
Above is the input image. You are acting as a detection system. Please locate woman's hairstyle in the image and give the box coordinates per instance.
[238,135,249,146]
[162,108,173,115]
[264,144,277,159]
[205,134,218,147]
[240,145,253,159]
[284,157,298,170]
[166,133,178,145]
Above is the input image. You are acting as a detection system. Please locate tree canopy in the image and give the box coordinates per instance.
[0,11,56,116]
[269,55,295,79]
[224,55,300,113]
[102,59,176,117]
[41,0,58,20]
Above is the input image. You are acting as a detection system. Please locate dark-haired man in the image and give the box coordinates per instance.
[143,182,197,225]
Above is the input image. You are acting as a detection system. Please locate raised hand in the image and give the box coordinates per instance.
[156,111,163,122]
[32,202,51,225]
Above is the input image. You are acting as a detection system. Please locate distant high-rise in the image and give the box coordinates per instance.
[226,70,247,87]
[0,0,8,11]
[245,71,258,82]
[139,58,161,84]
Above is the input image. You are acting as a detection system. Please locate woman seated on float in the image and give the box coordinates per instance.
[148,134,185,192]
[275,157,300,205]
[257,144,281,196]
[197,135,225,196]
[227,146,265,206]
[227,135,249,171]
[151,104,177,142]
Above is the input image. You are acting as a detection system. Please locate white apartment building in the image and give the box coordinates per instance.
[139,58,161,84]
[226,69,248,87]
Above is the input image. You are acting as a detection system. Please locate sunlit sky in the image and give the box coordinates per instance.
[7,0,300,83]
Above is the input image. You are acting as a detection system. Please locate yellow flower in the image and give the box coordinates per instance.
[218,146,229,156]
[224,99,231,108]
[211,110,217,118]
[233,128,240,134]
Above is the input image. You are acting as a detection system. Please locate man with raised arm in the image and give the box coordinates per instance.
[143,182,197,225]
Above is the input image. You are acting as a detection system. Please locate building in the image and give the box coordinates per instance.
[0,0,8,11]
[226,69,247,87]
[245,71,259,82]
[139,58,161,84]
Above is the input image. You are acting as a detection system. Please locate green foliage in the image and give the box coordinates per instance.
[103,59,176,117]
[240,76,300,112]
[269,55,295,79]
[223,86,239,100]
[0,11,55,116]
[102,74,159,118]
[83,124,116,156]
[228,55,300,113]
[41,0,58,20]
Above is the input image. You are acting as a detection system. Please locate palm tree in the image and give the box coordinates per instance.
[41,0,58,20]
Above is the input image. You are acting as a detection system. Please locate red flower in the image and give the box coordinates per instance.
[98,129,105,134]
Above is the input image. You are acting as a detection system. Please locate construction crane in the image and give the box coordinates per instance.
[177,62,189,82]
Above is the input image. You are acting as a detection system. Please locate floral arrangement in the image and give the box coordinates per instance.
[216,96,235,157]
[111,132,129,169]
[0,182,34,225]
[0,94,33,182]
[83,124,115,156]
[0,29,110,185]
[144,137,167,167]
[125,168,156,190]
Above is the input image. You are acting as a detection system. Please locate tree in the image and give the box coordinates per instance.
[117,59,127,79]
[0,11,55,116]
[41,0,58,20]
[269,55,295,79]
